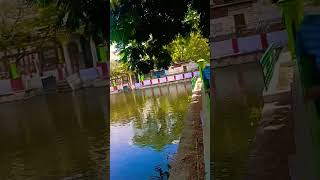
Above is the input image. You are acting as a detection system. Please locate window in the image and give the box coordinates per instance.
[234,14,246,28]
[234,14,246,34]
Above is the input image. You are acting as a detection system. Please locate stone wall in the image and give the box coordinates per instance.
[210,1,282,38]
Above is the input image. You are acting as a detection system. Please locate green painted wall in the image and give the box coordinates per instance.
[97,45,107,62]
[10,63,20,79]
[278,0,304,60]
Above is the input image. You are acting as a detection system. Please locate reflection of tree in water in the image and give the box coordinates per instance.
[0,89,108,179]
[110,92,146,124]
[132,93,191,151]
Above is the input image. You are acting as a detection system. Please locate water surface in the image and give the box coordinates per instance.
[110,82,192,180]
[0,88,108,179]
[212,62,264,179]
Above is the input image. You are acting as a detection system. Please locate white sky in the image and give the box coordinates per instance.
[110,44,119,62]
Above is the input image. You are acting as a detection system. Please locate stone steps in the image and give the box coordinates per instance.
[57,80,72,93]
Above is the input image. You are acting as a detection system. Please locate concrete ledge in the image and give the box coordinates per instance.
[169,79,205,180]
[263,89,291,104]
[138,79,191,90]
[212,52,263,69]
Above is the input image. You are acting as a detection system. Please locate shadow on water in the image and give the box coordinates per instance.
[212,62,265,179]
[110,82,192,180]
[0,88,108,180]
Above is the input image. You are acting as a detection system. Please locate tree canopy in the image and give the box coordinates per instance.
[166,32,210,64]
[0,1,60,61]
[166,8,209,64]
[110,60,132,78]
[0,0,108,63]
[28,0,108,44]
[110,0,208,74]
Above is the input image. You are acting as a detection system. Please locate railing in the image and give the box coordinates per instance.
[259,43,281,90]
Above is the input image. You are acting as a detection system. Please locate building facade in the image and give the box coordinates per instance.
[0,33,108,95]
[210,0,288,60]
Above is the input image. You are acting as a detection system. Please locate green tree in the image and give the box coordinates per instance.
[0,1,59,63]
[166,9,209,64]
[111,0,208,74]
[110,60,133,78]
[166,32,210,64]
[28,0,108,44]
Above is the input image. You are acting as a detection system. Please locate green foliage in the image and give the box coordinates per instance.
[116,38,172,74]
[166,8,209,64]
[110,60,132,78]
[111,0,208,74]
[117,41,154,74]
[166,32,210,64]
[0,1,59,61]
[29,0,108,44]
[184,7,201,32]
[110,83,191,151]
[110,0,120,10]
[132,94,189,151]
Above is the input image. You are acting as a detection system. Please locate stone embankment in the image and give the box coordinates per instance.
[169,78,205,180]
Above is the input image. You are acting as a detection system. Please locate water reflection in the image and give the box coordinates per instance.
[0,88,108,179]
[212,63,264,179]
[110,82,192,180]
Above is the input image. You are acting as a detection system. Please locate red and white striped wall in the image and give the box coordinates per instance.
[110,71,200,93]
[211,30,288,59]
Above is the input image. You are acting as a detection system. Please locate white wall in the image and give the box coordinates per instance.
[151,79,159,84]
[79,68,99,81]
[0,80,12,95]
[267,30,288,47]
[22,75,43,90]
[238,35,262,53]
[211,30,288,59]
[211,40,233,58]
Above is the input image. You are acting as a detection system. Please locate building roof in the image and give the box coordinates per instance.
[211,0,257,9]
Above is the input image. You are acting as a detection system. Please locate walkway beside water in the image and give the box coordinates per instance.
[169,79,205,180]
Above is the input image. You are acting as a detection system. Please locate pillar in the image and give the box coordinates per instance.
[74,39,85,69]
[90,37,98,67]
[62,42,72,76]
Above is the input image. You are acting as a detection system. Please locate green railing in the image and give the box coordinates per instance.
[259,44,281,90]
